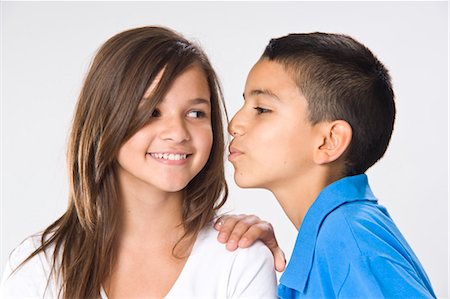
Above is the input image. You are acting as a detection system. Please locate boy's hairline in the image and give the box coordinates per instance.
[257,56,322,125]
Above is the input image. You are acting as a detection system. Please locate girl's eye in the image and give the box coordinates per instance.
[151,109,161,118]
[254,107,271,114]
[187,110,206,118]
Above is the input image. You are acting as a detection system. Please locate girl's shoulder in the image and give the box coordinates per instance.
[194,223,272,258]
[8,234,47,264]
[191,222,275,277]
[166,223,277,297]
[7,234,56,271]
[0,234,59,298]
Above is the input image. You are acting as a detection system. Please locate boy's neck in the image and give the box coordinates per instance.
[270,166,345,230]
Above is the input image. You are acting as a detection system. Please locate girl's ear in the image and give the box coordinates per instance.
[313,120,352,165]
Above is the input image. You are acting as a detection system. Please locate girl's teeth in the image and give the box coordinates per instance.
[151,153,188,161]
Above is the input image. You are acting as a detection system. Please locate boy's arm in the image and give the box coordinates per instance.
[214,214,286,272]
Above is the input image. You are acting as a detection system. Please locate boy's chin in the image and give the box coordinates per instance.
[233,174,263,189]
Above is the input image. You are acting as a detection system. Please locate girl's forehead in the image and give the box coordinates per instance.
[143,63,208,99]
[141,66,210,107]
[143,67,166,99]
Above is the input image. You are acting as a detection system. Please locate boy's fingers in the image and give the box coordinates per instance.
[225,215,261,249]
[214,216,226,230]
[273,247,286,272]
[257,225,286,272]
[216,216,287,272]
[236,221,274,246]
[236,223,267,248]
[215,215,246,244]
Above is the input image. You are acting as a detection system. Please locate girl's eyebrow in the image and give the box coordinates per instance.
[188,98,210,105]
[243,89,280,101]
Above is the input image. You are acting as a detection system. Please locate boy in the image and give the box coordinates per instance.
[219,33,436,298]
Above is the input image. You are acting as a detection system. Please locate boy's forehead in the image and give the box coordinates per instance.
[245,59,299,99]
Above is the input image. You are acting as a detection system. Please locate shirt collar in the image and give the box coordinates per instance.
[279,174,378,294]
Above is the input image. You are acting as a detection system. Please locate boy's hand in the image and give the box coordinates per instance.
[214,214,286,272]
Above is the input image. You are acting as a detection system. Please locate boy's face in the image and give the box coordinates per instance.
[228,59,318,190]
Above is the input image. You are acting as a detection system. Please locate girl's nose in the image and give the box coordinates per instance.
[160,117,191,143]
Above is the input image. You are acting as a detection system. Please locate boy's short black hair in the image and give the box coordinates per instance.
[262,32,396,175]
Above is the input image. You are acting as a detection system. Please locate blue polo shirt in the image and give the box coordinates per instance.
[278,174,436,298]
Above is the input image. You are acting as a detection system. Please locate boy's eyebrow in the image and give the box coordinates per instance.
[243,89,281,101]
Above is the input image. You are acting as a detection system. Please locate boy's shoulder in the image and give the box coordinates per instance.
[310,199,435,298]
[316,200,400,258]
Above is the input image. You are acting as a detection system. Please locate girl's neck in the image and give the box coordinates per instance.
[117,170,186,249]
[104,171,193,298]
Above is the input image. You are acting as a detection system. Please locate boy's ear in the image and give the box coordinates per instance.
[313,120,352,165]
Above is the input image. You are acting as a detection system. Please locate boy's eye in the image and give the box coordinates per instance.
[187,110,206,118]
[151,109,161,118]
[254,107,271,114]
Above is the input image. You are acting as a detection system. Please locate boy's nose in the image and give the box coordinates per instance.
[228,109,245,137]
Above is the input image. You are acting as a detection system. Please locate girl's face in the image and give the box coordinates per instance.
[228,59,317,190]
[117,65,213,194]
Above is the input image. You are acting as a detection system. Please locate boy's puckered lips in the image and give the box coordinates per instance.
[228,145,244,162]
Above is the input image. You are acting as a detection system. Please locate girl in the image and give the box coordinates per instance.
[1,26,277,298]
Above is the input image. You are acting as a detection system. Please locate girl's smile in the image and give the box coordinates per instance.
[147,151,192,165]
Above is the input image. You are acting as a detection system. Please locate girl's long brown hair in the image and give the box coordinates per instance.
[16,26,228,298]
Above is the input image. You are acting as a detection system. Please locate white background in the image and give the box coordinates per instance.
[1,2,448,297]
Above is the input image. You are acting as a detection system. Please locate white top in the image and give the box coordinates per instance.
[1,224,278,298]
